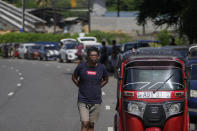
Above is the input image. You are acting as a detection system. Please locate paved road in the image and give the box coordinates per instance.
[0,58,196,131]
[0,58,117,131]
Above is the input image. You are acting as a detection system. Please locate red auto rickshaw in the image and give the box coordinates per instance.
[114,48,190,131]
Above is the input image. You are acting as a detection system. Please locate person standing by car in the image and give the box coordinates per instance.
[111,40,121,71]
[3,44,8,58]
[76,43,84,64]
[100,41,107,65]
[72,47,108,131]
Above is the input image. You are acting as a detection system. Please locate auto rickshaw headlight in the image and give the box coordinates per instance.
[169,103,181,114]
[128,103,139,113]
[124,101,146,118]
[164,101,184,118]
[190,89,197,97]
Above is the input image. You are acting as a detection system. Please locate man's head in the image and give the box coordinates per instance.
[87,47,99,64]
[102,41,106,46]
[112,40,116,46]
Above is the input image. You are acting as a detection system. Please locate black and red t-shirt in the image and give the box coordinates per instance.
[73,62,108,104]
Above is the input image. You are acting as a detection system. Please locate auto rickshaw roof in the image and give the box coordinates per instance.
[120,47,186,64]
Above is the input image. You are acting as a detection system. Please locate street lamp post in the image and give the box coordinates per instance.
[51,0,56,33]
[117,0,120,17]
[88,0,91,33]
[22,0,25,32]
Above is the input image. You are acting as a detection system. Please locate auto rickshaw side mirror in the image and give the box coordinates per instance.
[186,66,192,71]
[185,65,192,79]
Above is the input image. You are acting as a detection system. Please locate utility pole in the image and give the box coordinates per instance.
[52,0,56,33]
[142,23,145,35]
[22,0,25,32]
[88,0,91,33]
[117,0,120,17]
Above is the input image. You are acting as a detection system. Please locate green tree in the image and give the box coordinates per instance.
[35,0,51,8]
[106,0,139,11]
[137,0,184,26]
[136,0,197,43]
[181,0,197,44]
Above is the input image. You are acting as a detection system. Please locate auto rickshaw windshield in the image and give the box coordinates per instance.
[123,68,184,91]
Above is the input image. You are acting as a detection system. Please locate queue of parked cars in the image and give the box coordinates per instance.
[13,38,161,65]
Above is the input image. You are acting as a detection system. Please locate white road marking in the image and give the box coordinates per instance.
[190,123,195,130]
[102,91,106,96]
[18,73,22,76]
[17,83,22,87]
[108,127,113,131]
[20,77,24,80]
[66,68,71,71]
[8,92,14,96]
[105,105,111,110]
[10,67,14,70]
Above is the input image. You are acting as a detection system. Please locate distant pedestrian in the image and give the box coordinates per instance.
[3,44,8,58]
[59,42,63,50]
[76,43,84,64]
[111,40,120,70]
[72,47,108,131]
[100,41,107,65]
[169,36,176,46]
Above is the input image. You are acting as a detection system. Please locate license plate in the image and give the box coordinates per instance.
[137,91,171,98]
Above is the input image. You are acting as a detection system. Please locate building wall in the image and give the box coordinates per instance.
[91,16,175,35]
[92,0,106,16]
[0,18,18,31]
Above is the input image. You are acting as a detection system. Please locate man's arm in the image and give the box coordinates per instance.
[72,74,79,87]
[101,76,108,87]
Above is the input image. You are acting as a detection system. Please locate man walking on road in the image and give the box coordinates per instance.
[72,47,109,131]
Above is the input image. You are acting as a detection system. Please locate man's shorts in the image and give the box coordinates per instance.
[78,102,101,123]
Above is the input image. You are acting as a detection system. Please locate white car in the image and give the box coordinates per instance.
[59,41,78,63]
[60,38,76,44]
[18,43,35,59]
[77,36,101,49]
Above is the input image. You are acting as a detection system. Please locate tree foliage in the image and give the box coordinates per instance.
[106,0,139,11]
[35,0,51,8]
[181,0,197,43]
[3,0,88,8]
[137,0,184,25]
[136,0,197,43]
